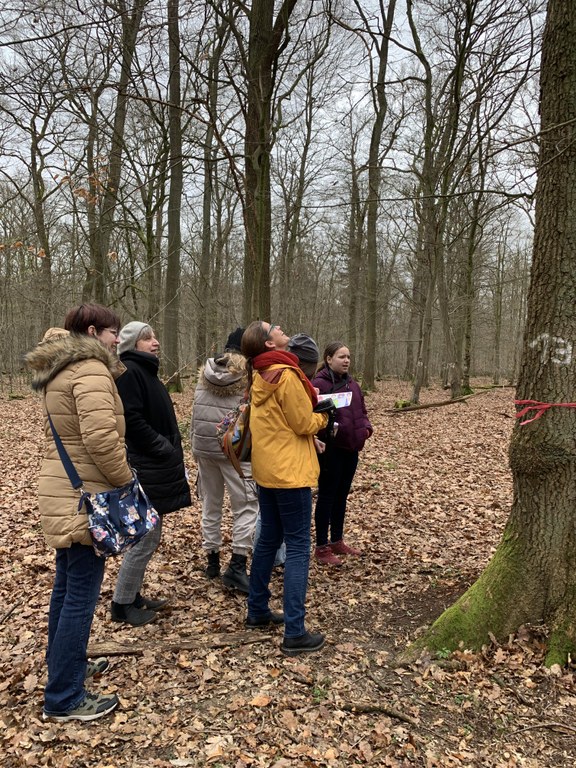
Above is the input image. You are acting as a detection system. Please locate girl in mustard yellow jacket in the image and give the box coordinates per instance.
[241,321,327,655]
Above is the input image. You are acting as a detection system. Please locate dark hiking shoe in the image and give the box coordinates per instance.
[205,551,220,579]
[110,601,157,626]
[134,592,169,611]
[245,611,285,627]
[222,553,249,594]
[43,691,119,722]
[281,631,325,656]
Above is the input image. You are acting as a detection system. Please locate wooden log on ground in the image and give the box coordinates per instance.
[386,386,513,414]
[88,630,272,657]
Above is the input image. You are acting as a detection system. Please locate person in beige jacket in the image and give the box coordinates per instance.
[191,328,259,593]
[25,304,132,723]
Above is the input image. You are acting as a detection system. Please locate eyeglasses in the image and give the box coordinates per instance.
[266,324,277,339]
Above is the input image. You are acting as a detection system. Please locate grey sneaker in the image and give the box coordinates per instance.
[85,657,109,678]
[43,691,119,722]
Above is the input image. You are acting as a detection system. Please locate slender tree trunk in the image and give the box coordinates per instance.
[436,240,462,398]
[277,65,315,331]
[163,0,182,390]
[492,241,505,386]
[347,164,364,354]
[508,247,529,386]
[361,0,396,389]
[404,219,425,380]
[148,144,168,322]
[411,263,436,404]
[96,0,146,303]
[30,129,52,329]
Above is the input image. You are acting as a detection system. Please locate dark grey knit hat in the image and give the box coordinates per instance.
[288,333,319,379]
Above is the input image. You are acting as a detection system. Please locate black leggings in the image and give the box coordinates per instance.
[314,446,359,546]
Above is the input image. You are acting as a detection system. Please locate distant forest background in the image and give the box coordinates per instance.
[0,0,543,398]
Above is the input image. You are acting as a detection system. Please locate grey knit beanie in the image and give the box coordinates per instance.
[118,321,151,355]
[287,333,319,379]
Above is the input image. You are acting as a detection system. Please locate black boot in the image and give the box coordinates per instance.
[134,592,168,611]
[110,600,157,626]
[222,553,249,594]
[205,551,220,579]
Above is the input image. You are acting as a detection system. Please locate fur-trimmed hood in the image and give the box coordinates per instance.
[197,354,247,398]
[25,333,124,392]
[191,353,248,459]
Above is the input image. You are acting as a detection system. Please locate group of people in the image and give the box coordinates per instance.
[26,305,371,722]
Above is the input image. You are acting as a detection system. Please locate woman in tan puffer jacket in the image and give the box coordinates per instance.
[25,304,132,723]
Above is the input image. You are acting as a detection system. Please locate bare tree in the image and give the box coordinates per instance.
[406,0,538,402]
[163,0,183,389]
[91,0,148,302]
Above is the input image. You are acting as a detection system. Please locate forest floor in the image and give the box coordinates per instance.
[2,378,576,768]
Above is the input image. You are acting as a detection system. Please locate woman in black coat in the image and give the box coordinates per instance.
[111,322,191,626]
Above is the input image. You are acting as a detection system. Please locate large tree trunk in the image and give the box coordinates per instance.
[242,0,298,322]
[401,0,576,667]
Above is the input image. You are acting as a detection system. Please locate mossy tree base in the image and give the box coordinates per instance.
[398,509,576,667]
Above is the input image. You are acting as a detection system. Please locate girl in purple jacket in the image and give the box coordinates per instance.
[313,342,372,566]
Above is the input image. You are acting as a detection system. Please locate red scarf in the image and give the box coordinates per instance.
[253,350,318,406]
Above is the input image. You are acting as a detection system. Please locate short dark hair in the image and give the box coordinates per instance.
[64,303,121,335]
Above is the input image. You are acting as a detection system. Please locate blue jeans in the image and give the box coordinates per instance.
[248,486,311,638]
[253,512,286,566]
[44,543,105,714]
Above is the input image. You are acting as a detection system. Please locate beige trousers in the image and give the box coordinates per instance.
[196,456,259,555]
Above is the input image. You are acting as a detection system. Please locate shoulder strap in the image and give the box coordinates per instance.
[46,410,83,490]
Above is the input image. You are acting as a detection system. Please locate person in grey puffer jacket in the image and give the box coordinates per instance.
[190,328,258,593]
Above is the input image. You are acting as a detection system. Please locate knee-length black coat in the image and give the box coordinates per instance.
[116,350,191,514]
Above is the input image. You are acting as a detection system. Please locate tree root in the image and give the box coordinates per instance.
[396,535,540,665]
[544,603,576,667]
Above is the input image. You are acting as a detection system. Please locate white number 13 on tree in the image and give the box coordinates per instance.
[529,333,573,366]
